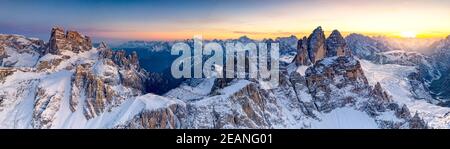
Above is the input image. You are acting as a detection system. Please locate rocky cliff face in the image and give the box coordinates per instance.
[162,53,426,128]
[305,56,368,112]
[326,30,348,57]
[304,56,426,128]
[428,35,450,71]
[0,34,45,52]
[187,80,272,128]
[0,27,154,128]
[294,27,349,66]
[116,94,187,129]
[307,27,327,63]
[372,82,391,102]
[0,68,15,82]
[294,37,311,65]
[0,34,45,67]
[47,27,92,54]
[427,35,450,102]
[100,46,145,90]
[0,26,433,129]
[70,42,147,119]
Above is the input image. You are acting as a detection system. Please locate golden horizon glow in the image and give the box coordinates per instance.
[2,0,449,41]
[92,30,447,41]
[400,31,417,38]
[87,0,450,41]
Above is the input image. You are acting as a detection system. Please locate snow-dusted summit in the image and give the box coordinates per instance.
[0,26,444,128]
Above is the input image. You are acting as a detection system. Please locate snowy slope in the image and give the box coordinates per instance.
[0,34,43,67]
[61,93,185,129]
[0,45,185,128]
[311,107,378,129]
[0,28,440,129]
[360,59,450,128]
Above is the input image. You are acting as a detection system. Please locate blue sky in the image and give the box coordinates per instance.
[0,0,288,40]
[1,0,449,42]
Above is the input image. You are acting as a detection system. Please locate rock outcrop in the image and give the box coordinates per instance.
[294,27,349,65]
[0,26,433,129]
[33,87,63,128]
[304,56,427,128]
[0,34,44,67]
[0,68,15,82]
[371,82,391,102]
[119,103,186,129]
[71,64,111,118]
[407,72,435,103]
[36,58,63,71]
[293,36,311,65]
[68,42,148,119]
[186,80,274,128]
[115,95,187,129]
[326,30,348,57]
[98,44,145,91]
[408,113,428,129]
[424,36,450,101]
[0,34,45,52]
[307,26,327,63]
[47,27,92,54]
[305,56,368,112]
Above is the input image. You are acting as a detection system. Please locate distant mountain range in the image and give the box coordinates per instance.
[0,26,449,128]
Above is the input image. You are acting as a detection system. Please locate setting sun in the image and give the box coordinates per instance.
[400,31,417,38]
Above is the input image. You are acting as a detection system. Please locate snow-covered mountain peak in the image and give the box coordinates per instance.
[0,26,447,129]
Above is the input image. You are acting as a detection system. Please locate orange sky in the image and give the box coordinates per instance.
[2,0,449,41]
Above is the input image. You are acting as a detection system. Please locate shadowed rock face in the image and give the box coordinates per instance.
[48,27,92,54]
[68,42,148,119]
[294,27,349,66]
[294,36,311,65]
[428,36,450,101]
[326,30,348,57]
[305,56,368,112]
[303,56,427,128]
[0,26,431,129]
[0,34,45,67]
[71,64,114,119]
[117,103,186,129]
[307,26,327,64]
[372,82,391,102]
[0,34,45,52]
[0,68,15,82]
[98,45,146,92]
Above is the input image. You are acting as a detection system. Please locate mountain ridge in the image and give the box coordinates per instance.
[1,26,448,128]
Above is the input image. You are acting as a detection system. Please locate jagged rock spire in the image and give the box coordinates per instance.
[98,41,108,49]
[293,27,352,66]
[326,29,347,57]
[409,113,428,129]
[47,26,92,54]
[372,82,391,102]
[293,26,326,65]
[48,27,65,54]
[307,26,327,64]
[129,51,139,68]
[293,36,311,65]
